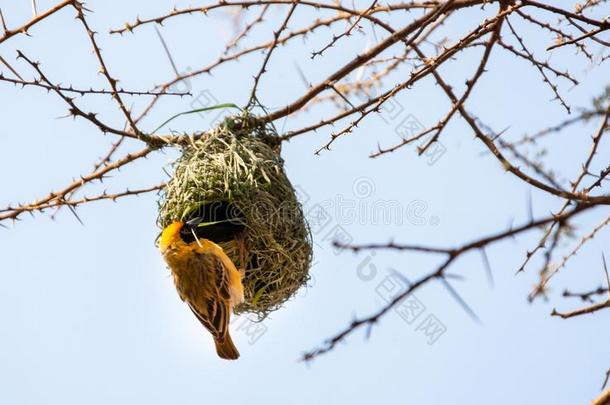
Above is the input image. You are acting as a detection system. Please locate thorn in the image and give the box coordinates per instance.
[67,204,84,225]
[0,9,9,32]
[480,248,494,288]
[602,252,610,301]
[439,277,481,324]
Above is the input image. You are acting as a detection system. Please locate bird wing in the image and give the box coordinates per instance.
[185,250,233,340]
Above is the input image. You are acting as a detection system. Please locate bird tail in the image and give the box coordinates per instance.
[214,334,240,360]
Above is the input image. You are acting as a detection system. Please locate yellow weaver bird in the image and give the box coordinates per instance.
[159,202,247,360]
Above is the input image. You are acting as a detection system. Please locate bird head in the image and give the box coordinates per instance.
[158,221,185,253]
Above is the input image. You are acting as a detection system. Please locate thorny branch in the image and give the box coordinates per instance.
[0,0,74,45]
[303,202,597,360]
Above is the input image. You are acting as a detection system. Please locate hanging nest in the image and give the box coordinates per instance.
[158,113,312,319]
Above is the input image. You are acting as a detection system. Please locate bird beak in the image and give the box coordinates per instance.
[185,217,203,227]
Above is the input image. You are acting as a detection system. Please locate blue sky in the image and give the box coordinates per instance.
[1,1,608,404]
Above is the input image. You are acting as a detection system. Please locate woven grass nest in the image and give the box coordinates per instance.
[158,113,312,318]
